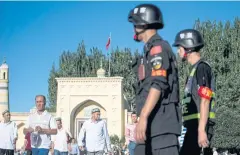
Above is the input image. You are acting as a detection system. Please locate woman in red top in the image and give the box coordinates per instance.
[23,132,32,155]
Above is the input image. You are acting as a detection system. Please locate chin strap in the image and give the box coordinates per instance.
[133,29,146,42]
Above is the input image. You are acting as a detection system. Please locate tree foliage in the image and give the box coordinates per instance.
[47,42,139,112]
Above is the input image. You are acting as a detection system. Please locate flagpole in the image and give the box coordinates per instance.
[108,32,111,77]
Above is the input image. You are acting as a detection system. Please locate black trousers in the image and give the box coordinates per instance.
[134,134,180,155]
[0,149,14,155]
[180,125,213,155]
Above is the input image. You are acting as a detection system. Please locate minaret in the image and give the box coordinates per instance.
[0,58,9,121]
[97,58,106,78]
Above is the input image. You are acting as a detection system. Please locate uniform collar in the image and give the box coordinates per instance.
[192,58,203,67]
[146,33,161,44]
[144,33,162,52]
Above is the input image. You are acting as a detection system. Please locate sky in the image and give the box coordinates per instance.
[0,1,240,112]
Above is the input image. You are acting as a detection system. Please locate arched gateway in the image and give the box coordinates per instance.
[55,68,128,139]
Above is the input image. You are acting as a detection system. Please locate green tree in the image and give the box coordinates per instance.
[110,47,137,110]
[46,63,58,112]
[47,41,140,112]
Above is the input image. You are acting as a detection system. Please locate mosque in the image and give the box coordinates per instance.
[0,59,131,150]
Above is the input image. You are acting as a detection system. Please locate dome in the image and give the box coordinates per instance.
[0,63,8,69]
[97,68,106,77]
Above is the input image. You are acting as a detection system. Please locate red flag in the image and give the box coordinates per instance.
[106,37,111,50]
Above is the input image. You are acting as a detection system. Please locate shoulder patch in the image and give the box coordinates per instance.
[150,45,162,56]
[151,69,167,77]
[150,56,162,70]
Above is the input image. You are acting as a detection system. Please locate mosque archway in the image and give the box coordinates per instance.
[70,99,107,138]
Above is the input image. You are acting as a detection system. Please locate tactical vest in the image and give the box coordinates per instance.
[135,35,181,136]
[182,60,216,125]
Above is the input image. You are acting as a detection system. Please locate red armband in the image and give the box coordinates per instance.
[198,86,213,100]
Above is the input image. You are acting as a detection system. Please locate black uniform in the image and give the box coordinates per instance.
[180,60,215,155]
[172,29,216,155]
[133,33,182,155]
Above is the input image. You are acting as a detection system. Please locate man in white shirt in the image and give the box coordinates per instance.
[78,108,112,155]
[0,110,18,155]
[23,95,57,155]
[52,117,72,155]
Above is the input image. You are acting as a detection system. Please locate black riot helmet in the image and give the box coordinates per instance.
[173,29,204,53]
[128,4,164,42]
[128,4,164,29]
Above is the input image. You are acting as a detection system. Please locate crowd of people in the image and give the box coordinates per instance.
[0,95,114,155]
[0,94,145,155]
[0,2,220,155]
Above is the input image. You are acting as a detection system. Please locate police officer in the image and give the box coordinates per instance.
[128,4,182,155]
[172,29,216,155]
